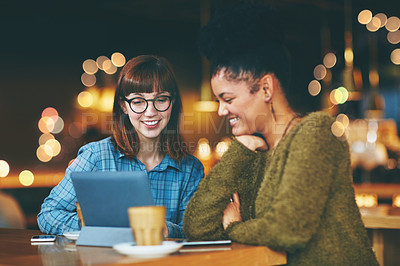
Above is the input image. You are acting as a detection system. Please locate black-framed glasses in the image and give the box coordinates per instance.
[123,95,172,114]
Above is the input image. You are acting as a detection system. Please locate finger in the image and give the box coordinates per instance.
[233,193,240,205]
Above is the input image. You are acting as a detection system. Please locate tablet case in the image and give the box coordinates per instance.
[71,171,154,247]
[76,226,134,247]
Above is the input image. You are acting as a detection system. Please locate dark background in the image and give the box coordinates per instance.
[1,0,399,172]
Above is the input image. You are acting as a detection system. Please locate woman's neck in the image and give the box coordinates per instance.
[136,137,164,171]
[263,109,298,151]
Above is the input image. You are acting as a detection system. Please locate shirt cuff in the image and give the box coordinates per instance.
[166,221,185,239]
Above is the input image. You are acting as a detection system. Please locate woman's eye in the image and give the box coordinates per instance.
[224,98,233,103]
[156,97,168,103]
[132,100,144,105]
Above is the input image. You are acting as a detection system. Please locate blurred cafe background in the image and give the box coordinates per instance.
[0,0,400,262]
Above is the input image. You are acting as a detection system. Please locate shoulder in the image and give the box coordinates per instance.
[77,137,118,155]
[178,154,204,175]
[294,111,336,139]
[292,111,348,151]
[299,111,335,130]
[180,153,204,169]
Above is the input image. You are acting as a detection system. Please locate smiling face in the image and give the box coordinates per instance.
[121,91,172,142]
[211,72,269,136]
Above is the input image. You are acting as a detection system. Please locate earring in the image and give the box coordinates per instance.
[264,87,271,101]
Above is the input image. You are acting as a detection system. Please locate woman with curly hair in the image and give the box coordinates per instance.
[38,55,204,238]
[183,3,378,265]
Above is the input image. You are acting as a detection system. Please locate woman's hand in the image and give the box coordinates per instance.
[222,193,242,230]
[163,223,169,238]
[236,135,268,151]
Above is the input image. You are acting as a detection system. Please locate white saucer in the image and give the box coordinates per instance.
[113,241,183,258]
[63,231,80,241]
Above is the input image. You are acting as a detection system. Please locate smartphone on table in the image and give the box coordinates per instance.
[31,235,57,243]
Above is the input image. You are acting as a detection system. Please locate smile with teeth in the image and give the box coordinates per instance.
[229,117,239,125]
[142,120,160,126]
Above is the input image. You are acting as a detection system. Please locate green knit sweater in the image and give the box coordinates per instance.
[183,112,378,265]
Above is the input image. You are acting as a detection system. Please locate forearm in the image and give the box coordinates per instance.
[166,221,185,238]
[37,172,80,234]
[183,140,258,240]
[37,207,80,235]
[225,116,342,251]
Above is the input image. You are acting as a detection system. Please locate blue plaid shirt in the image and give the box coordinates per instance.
[37,137,204,238]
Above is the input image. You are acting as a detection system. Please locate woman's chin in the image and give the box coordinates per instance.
[231,128,252,136]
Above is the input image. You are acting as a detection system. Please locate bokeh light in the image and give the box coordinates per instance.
[358,10,372,25]
[215,138,232,159]
[336,87,349,104]
[19,170,34,186]
[77,91,94,108]
[369,70,379,88]
[385,16,400,32]
[96,56,109,70]
[336,113,349,128]
[313,64,327,80]
[44,139,61,157]
[103,59,118,75]
[367,130,378,143]
[38,133,54,146]
[390,49,400,65]
[98,88,115,112]
[81,73,96,87]
[37,145,52,162]
[374,13,387,28]
[387,30,400,44]
[366,17,380,32]
[356,194,377,207]
[196,138,212,160]
[344,48,354,64]
[331,121,345,137]
[323,53,337,68]
[393,194,400,208]
[308,80,321,96]
[330,87,349,105]
[111,52,126,67]
[52,117,64,134]
[42,107,58,120]
[82,59,98,75]
[0,160,10,178]
[38,116,55,134]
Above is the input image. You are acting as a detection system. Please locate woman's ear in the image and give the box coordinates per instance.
[260,74,274,103]
[119,100,128,114]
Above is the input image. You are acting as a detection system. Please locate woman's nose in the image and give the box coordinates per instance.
[144,102,158,116]
[218,102,228,117]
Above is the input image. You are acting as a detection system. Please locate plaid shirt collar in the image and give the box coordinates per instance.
[116,148,182,172]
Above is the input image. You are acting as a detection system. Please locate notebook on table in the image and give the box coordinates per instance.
[70,171,155,247]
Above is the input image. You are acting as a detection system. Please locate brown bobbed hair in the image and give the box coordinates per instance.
[111,55,188,160]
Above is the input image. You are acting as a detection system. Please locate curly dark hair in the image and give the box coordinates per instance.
[198,2,296,110]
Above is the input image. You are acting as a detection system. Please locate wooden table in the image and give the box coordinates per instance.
[0,228,286,266]
[360,205,400,266]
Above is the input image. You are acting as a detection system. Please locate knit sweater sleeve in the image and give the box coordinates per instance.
[183,139,259,240]
[226,114,345,252]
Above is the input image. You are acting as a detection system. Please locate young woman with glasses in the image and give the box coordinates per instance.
[38,55,204,238]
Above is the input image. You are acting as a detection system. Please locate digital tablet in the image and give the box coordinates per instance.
[180,240,232,246]
[71,171,155,228]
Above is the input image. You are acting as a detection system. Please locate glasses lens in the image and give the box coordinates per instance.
[154,96,171,111]
[130,98,147,113]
